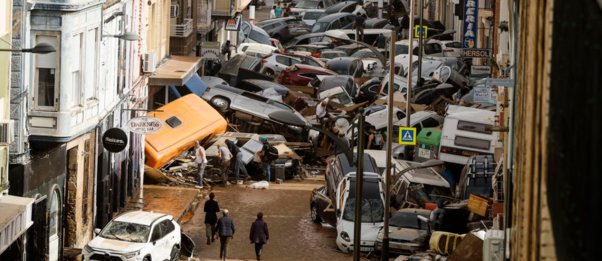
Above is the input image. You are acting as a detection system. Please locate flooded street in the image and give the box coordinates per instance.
[182,181,354,260]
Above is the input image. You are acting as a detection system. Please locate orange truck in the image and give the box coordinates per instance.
[145,94,227,169]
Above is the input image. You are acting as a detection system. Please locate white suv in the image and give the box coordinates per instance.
[83,211,181,261]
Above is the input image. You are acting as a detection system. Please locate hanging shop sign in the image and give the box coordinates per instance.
[226,14,242,31]
[462,0,479,48]
[102,128,128,153]
[127,116,163,135]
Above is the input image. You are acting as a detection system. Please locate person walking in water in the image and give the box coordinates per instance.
[249,212,269,260]
[204,192,220,245]
[217,209,235,260]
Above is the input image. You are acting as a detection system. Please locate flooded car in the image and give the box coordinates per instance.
[82,211,181,261]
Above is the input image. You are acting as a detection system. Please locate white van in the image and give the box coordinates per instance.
[438,105,499,165]
[335,171,385,253]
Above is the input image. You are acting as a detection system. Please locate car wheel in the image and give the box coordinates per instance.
[210,97,230,112]
[310,204,322,223]
[265,68,276,77]
[143,257,150,261]
[170,244,181,261]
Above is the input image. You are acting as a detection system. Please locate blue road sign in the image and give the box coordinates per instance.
[398,127,417,145]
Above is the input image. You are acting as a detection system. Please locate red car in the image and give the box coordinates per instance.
[277,64,337,86]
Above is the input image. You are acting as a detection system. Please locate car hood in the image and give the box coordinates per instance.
[87,237,147,253]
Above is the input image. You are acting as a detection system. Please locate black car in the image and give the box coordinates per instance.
[311,13,356,33]
[284,32,326,48]
[324,1,359,14]
[256,17,310,42]
[325,57,364,77]
[316,75,358,98]
[365,18,389,29]
[356,77,382,103]
[333,43,365,56]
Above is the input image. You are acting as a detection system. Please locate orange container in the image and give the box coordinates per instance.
[145,94,227,168]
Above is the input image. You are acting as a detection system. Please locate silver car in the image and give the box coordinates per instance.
[261,53,304,77]
[201,84,307,130]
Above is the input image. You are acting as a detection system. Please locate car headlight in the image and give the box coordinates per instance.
[340,231,351,242]
[121,250,140,259]
[83,245,93,254]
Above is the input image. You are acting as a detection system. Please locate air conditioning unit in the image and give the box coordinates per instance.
[170,4,179,18]
[0,120,14,145]
[143,52,156,73]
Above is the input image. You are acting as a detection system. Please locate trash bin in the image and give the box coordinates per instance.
[275,163,286,183]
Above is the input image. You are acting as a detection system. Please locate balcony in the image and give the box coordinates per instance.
[170,18,193,38]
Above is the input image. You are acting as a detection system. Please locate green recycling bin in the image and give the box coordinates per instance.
[414,128,442,162]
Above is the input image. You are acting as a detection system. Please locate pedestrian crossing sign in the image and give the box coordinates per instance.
[398,127,417,145]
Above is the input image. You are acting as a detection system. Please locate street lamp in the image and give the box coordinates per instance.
[102,32,140,41]
[382,159,445,260]
[0,43,56,54]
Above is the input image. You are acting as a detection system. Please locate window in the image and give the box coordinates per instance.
[85,28,98,101]
[35,35,59,109]
[160,220,175,235]
[72,33,83,107]
[454,136,491,150]
[446,42,462,48]
[396,44,409,54]
[276,55,290,65]
[424,43,443,55]
[165,116,182,128]
[150,224,163,241]
[421,117,440,128]
[457,120,493,134]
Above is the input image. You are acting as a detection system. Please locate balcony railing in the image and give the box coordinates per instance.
[170,18,193,38]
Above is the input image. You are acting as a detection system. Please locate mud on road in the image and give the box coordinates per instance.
[182,182,353,261]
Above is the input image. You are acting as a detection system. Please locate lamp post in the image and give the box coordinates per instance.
[0,43,56,54]
[404,0,415,160]
[102,32,140,41]
[268,110,366,261]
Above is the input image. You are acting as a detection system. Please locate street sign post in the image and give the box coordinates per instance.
[398,127,417,145]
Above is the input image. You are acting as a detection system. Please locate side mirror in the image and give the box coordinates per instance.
[94,228,101,235]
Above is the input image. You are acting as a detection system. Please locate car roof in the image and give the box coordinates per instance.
[325,1,356,13]
[213,83,246,94]
[114,211,170,226]
[445,105,495,123]
[326,56,361,65]
[336,152,379,175]
[316,12,353,22]
[293,63,336,73]
[394,160,449,188]
[394,111,438,126]
[242,79,287,90]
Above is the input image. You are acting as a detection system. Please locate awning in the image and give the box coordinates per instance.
[168,74,208,98]
[149,56,202,86]
[0,196,34,254]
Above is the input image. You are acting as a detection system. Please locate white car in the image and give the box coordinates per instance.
[335,171,385,253]
[261,53,303,76]
[83,211,181,261]
[441,40,464,57]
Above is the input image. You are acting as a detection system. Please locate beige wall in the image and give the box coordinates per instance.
[146,0,170,64]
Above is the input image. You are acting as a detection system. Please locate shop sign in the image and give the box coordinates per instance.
[463,0,479,48]
[102,128,128,153]
[127,117,163,135]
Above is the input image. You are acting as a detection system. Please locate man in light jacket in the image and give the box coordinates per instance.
[218,209,236,260]
[195,142,208,187]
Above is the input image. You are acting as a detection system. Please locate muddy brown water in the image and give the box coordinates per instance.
[181,182,356,260]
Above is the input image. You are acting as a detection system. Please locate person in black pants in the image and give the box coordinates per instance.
[249,212,269,260]
[204,192,220,245]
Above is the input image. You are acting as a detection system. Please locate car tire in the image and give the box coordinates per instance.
[170,244,181,261]
[265,68,276,77]
[143,256,150,261]
[310,204,322,223]
[210,97,230,112]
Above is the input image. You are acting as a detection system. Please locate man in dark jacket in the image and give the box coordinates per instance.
[217,209,235,260]
[249,212,269,260]
[258,137,275,181]
[225,139,249,182]
[204,192,220,245]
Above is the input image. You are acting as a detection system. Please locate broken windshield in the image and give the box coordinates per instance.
[100,221,150,243]
[342,180,384,223]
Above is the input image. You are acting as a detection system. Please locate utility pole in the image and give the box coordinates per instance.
[378,0,383,18]
[404,0,415,160]
[417,0,424,87]
[353,111,365,261]
[381,24,397,261]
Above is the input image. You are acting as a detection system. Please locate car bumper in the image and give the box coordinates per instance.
[336,239,376,253]
[83,252,142,261]
[374,240,424,254]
